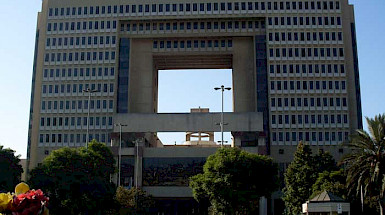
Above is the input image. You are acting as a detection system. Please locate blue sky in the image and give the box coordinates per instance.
[157,69,233,145]
[0,0,384,158]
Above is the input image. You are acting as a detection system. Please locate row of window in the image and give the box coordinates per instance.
[46,36,116,48]
[40,116,113,128]
[121,20,265,32]
[39,133,111,144]
[43,67,115,79]
[270,97,347,108]
[44,51,116,63]
[271,113,349,125]
[270,80,346,91]
[268,31,343,43]
[153,39,233,50]
[272,130,348,143]
[47,21,117,32]
[265,1,341,11]
[268,47,344,58]
[42,83,114,95]
[46,17,342,36]
[268,16,342,27]
[48,1,341,18]
[269,64,345,74]
[41,99,114,111]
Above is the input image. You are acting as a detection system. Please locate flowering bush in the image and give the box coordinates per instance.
[0,193,12,211]
[0,183,49,215]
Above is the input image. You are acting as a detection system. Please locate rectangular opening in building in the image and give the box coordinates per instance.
[157,69,233,145]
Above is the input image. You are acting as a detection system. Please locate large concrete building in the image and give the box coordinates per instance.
[27,0,361,213]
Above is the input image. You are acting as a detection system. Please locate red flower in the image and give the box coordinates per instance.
[12,189,49,215]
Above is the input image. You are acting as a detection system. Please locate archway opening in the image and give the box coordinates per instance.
[157,69,233,145]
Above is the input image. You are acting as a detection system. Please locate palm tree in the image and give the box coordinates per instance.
[342,114,385,214]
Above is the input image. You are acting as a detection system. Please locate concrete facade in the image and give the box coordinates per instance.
[27,0,362,213]
[20,159,27,182]
[27,0,361,169]
[114,112,263,132]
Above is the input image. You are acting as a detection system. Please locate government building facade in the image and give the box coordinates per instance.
[27,0,361,213]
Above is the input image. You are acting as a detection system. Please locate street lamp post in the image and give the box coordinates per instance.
[83,88,99,150]
[133,138,140,189]
[214,85,231,146]
[115,123,127,187]
[133,138,142,210]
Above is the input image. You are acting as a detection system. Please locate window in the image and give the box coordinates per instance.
[279,132,283,141]
[285,132,290,141]
[193,3,198,11]
[241,2,246,10]
[284,115,289,124]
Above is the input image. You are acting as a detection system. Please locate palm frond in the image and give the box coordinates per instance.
[343,114,385,209]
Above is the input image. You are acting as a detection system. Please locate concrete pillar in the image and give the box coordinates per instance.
[129,39,154,113]
[232,37,256,113]
[259,196,267,215]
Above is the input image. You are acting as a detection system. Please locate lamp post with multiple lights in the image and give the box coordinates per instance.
[83,88,99,149]
[214,85,231,146]
[115,123,127,187]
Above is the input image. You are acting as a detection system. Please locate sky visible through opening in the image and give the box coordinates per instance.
[157,69,232,145]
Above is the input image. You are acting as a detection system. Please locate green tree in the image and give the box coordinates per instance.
[311,169,347,199]
[28,140,116,215]
[115,186,155,214]
[313,150,338,173]
[190,147,278,215]
[0,145,23,192]
[282,142,315,215]
[282,143,338,215]
[341,114,385,215]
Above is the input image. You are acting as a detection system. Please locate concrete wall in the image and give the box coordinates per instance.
[303,202,350,215]
[232,37,256,112]
[143,147,218,157]
[143,187,193,198]
[270,145,351,164]
[114,112,263,132]
[341,1,362,132]
[129,39,154,113]
[20,159,27,182]
[127,37,259,114]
